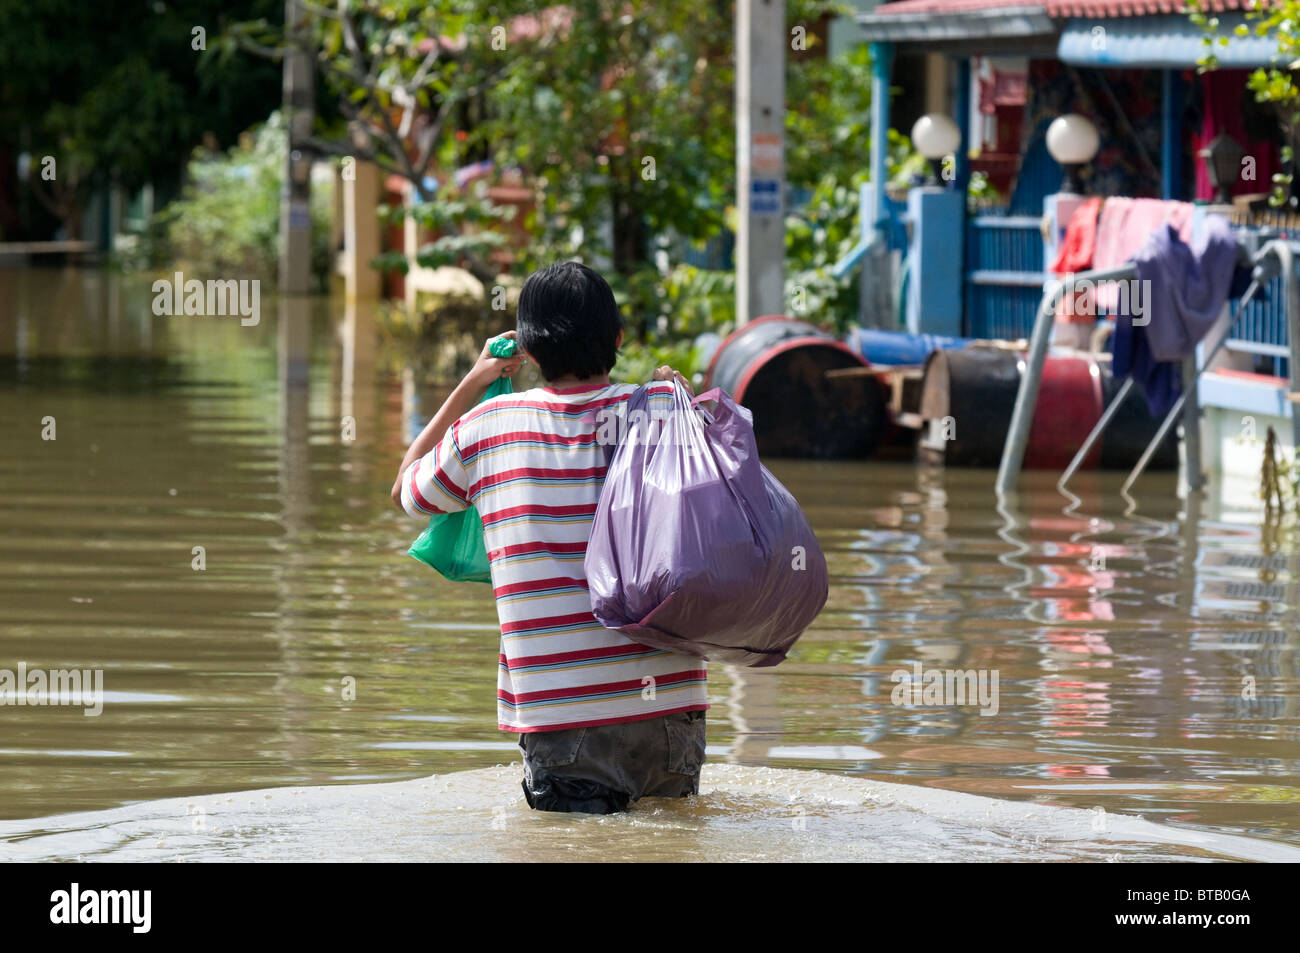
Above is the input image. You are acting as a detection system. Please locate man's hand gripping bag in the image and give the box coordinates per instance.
[584,382,828,666]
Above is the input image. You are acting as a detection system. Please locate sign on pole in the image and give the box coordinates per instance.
[736,0,786,326]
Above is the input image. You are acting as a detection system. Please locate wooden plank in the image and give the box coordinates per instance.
[0,241,96,254]
[825,364,926,379]
[824,366,890,379]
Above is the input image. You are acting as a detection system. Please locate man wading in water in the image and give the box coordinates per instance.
[393,261,708,814]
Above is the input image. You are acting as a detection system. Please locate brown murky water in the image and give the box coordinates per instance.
[1,267,1297,861]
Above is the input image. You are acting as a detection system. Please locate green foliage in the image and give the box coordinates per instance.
[967,169,1005,205]
[0,0,282,238]
[785,170,868,333]
[129,113,332,284]
[628,127,922,340]
[372,188,516,276]
[221,1,895,343]
[785,36,874,192]
[888,150,931,192]
[480,1,852,327]
[1258,425,1300,523]
[1192,0,1299,206]
[480,0,740,280]
[785,127,921,333]
[225,0,525,286]
[663,266,737,338]
[611,339,703,385]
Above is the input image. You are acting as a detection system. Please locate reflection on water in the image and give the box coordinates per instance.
[0,267,1298,858]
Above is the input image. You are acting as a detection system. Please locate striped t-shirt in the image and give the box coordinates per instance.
[401,380,709,733]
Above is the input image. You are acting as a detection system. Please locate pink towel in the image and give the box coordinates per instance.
[1091,197,1132,273]
[1093,197,1195,311]
[1128,199,1175,248]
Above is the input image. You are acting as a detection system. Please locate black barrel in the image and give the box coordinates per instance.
[1098,374,1178,471]
[705,315,887,459]
[918,346,1177,470]
[918,347,1024,467]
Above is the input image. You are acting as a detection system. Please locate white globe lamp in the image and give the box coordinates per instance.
[1046,114,1100,194]
[911,114,961,186]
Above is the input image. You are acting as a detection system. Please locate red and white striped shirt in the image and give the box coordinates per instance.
[401,380,709,733]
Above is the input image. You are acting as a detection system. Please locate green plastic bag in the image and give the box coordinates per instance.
[407,337,517,583]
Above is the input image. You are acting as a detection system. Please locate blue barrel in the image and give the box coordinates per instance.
[847,327,971,367]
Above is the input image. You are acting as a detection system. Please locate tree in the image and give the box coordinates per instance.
[223,0,872,335]
[146,112,335,284]
[479,0,847,335]
[1192,0,1300,207]
[225,0,525,286]
[0,0,283,239]
[481,2,734,285]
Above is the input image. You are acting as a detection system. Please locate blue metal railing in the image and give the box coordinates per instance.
[961,216,1300,351]
[1228,224,1296,378]
[965,211,1045,339]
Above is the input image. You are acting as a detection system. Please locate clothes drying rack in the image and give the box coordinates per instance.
[994,239,1300,496]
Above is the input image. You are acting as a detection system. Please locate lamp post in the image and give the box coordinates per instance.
[1046,114,1100,195]
[911,114,961,187]
[1043,114,1100,352]
[1199,133,1246,204]
[904,112,964,336]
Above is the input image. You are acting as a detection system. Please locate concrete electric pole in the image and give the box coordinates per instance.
[279,0,315,295]
[735,0,786,326]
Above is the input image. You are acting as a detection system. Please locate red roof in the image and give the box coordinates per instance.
[870,0,1034,13]
[1047,0,1248,13]
[870,0,1254,16]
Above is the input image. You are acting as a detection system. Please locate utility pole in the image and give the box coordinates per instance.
[279,0,315,294]
[735,0,786,325]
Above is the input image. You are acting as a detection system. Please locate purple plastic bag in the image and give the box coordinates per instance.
[585,382,828,667]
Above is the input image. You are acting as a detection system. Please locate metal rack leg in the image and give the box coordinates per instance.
[1120,296,1249,495]
[995,284,1062,496]
[1181,355,1204,492]
[1122,391,1187,495]
[1058,376,1134,492]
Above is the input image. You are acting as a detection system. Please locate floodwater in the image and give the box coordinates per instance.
[1,266,1298,863]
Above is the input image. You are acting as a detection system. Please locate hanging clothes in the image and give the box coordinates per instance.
[1111,215,1243,416]
[1092,197,1132,276]
[1093,197,1195,312]
[1051,197,1103,325]
[1052,197,1103,274]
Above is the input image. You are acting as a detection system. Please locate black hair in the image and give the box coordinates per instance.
[516,261,622,381]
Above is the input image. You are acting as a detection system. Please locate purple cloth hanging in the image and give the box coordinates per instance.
[1111,214,1243,417]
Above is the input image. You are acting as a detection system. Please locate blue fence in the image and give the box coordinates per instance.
[1227,225,1295,378]
[1230,278,1288,353]
[964,212,1045,339]
[960,215,1299,363]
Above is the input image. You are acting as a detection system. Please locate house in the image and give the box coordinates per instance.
[846,0,1297,486]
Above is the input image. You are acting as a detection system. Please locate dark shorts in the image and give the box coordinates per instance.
[518,709,706,814]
